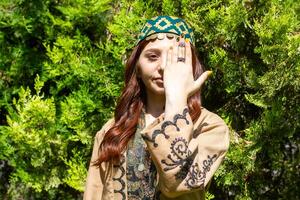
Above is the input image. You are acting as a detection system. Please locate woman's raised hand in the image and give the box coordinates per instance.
[163,36,212,118]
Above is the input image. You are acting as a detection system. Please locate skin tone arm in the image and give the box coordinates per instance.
[164,36,212,120]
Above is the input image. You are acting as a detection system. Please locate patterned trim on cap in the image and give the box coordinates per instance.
[137,16,194,45]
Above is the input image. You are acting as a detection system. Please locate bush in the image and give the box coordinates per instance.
[0,0,299,199]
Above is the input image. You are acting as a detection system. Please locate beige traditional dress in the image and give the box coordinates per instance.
[84,106,230,200]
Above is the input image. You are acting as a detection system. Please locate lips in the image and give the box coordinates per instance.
[154,77,163,81]
[153,78,164,85]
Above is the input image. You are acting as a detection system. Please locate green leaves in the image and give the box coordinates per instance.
[3,84,65,195]
[0,0,116,198]
[63,150,88,192]
[0,0,299,199]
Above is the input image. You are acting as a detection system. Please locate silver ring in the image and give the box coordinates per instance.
[177,57,186,62]
[177,41,186,62]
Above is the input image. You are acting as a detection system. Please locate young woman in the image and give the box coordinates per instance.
[84,16,230,200]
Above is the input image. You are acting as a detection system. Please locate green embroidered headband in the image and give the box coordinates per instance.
[137,16,195,45]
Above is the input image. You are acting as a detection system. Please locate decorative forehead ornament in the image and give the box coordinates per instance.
[137,16,195,45]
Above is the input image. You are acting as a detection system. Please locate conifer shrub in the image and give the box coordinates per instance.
[0,0,299,199]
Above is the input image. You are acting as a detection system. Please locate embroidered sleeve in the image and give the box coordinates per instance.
[140,107,230,198]
[84,119,114,200]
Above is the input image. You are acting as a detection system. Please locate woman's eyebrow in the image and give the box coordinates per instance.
[144,48,160,53]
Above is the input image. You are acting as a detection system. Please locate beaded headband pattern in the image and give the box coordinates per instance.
[137,16,195,45]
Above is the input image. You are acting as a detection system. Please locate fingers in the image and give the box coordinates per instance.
[185,39,192,66]
[192,70,213,94]
[176,36,186,63]
[166,46,173,72]
[166,35,192,69]
[172,37,178,64]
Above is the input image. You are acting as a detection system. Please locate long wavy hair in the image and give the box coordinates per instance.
[94,38,205,166]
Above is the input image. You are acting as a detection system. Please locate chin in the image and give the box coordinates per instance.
[155,90,165,96]
[145,82,166,96]
[151,87,165,96]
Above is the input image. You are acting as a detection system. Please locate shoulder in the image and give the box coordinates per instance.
[95,118,115,142]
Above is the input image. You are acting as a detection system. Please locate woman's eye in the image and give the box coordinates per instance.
[148,54,158,61]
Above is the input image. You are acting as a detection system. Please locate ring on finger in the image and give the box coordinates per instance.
[177,42,186,62]
[177,57,186,62]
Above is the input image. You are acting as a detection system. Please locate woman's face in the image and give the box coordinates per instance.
[136,35,176,96]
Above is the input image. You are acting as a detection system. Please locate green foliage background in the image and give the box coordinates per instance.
[0,0,299,199]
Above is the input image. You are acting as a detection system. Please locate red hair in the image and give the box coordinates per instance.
[94,39,205,166]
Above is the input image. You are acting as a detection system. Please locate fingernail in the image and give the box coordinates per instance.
[207,70,213,76]
[179,41,185,47]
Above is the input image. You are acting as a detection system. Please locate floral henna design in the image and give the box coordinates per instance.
[161,137,195,180]
[142,107,189,147]
[185,154,217,189]
[193,122,209,138]
[161,136,218,188]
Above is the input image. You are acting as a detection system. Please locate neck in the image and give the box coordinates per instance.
[145,91,165,118]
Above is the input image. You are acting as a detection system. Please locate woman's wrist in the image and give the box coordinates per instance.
[164,95,188,120]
